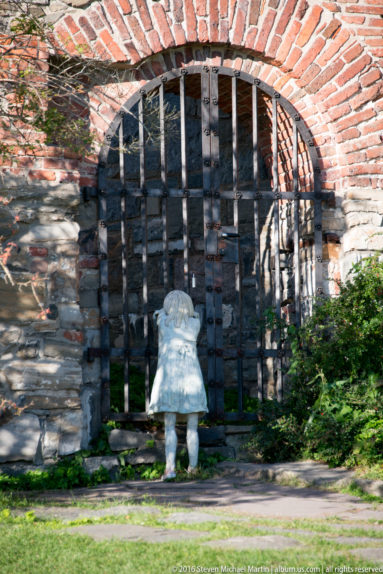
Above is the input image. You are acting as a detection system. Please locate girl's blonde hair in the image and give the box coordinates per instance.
[163,290,196,327]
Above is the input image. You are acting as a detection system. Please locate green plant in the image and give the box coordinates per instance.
[110,363,148,413]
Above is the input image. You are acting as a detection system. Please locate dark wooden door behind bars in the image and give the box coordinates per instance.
[94,66,333,422]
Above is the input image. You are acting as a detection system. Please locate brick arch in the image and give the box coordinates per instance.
[53,0,383,194]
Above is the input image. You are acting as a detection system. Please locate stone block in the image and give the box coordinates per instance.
[109,429,151,451]
[0,282,45,322]
[343,225,383,253]
[126,446,165,465]
[0,414,41,462]
[82,456,120,480]
[17,221,80,245]
[17,393,81,411]
[198,426,226,446]
[58,304,84,329]
[4,359,82,392]
[43,339,83,360]
[52,411,83,457]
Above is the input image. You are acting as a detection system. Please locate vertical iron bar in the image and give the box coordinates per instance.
[272,97,283,402]
[160,83,169,292]
[180,73,190,293]
[232,76,243,416]
[293,121,301,328]
[202,69,215,417]
[119,121,130,412]
[252,84,263,402]
[98,190,110,419]
[210,69,224,419]
[139,95,150,411]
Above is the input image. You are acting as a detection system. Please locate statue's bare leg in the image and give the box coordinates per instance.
[187,413,199,472]
[163,412,177,479]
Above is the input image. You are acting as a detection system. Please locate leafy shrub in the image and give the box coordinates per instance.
[247,255,383,468]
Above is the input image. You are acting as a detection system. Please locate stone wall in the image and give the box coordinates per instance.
[0,0,382,462]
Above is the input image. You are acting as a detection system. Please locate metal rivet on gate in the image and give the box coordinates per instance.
[234,70,240,77]
[101,316,109,325]
[316,287,324,295]
[214,191,220,198]
[237,349,244,358]
[162,190,168,197]
[203,65,210,73]
[208,348,215,355]
[181,68,188,75]
[215,318,223,325]
[317,256,323,263]
[204,128,211,136]
[295,115,301,122]
[213,130,218,137]
[208,379,215,387]
[255,192,262,200]
[183,189,190,197]
[235,192,242,200]
[295,192,300,200]
[161,75,168,83]
[314,167,321,173]
[215,349,223,357]
[213,161,219,168]
[206,286,213,292]
[99,220,106,227]
[203,97,210,104]
[254,78,261,85]
[274,192,282,200]
[106,135,112,142]
[140,88,146,96]
[308,139,314,147]
[101,284,108,292]
[212,98,218,105]
[315,224,322,231]
[277,349,284,358]
[215,286,222,293]
[219,249,225,256]
[204,160,211,167]
[273,91,280,99]
[212,66,219,73]
[207,317,214,324]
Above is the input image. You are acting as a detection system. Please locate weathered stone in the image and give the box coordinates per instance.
[0,282,45,322]
[225,425,256,434]
[225,433,253,460]
[82,456,120,480]
[58,304,84,329]
[17,221,80,244]
[198,426,226,446]
[0,414,41,462]
[343,225,383,253]
[4,359,82,391]
[17,393,81,411]
[43,340,83,360]
[44,411,84,457]
[109,429,152,451]
[126,446,165,465]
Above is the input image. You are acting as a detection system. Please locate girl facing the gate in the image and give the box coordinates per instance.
[148,290,208,480]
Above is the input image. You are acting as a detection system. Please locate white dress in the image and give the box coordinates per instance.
[148,309,208,420]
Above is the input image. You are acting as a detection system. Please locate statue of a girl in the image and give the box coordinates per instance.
[148,290,208,480]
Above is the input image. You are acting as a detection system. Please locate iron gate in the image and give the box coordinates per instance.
[91,66,333,421]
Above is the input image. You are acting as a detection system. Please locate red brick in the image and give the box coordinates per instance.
[342,43,364,63]
[136,0,153,30]
[336,54,372,87]
[296,5,323,47]
[298,63,321,87]
[29,247,48,257]
[342,15,365,24]
[351,84,382,111]
[94,39,112,60]
[276,20,301,63]
[127,15,152,56]
[322,82,359,109]
[152,3,175,47]
[232,3,248,46]
[343,164,383,176]
[335,108,376,133]
[64,330,84,343]
[346,4,383,14]
[327,102,351,122]
[78,17,97,42]
[88,8,105,30]
[360,67,381,86]
[366,146,383,160]
[322,1,341,12]
[209,0,219,42]
[124,42,141,64]
[104,0,131,41]
[364,38,383,46]
[285,46,302,70]
[99,29,126,61]
[317,29,350,66]
[173,0,184,23]
[80,256,99,269]
[196,0,207,16]
[306,59,344,93]
[64,15,80,36]
[43,158,79,170]
[360,118,383,135]
[59,172,79,183]
[28,170,56,181]
[219,19,230,43]
[335,126,360,144]
[184,0,198,42]
[173,23,186,45]
[293,37,325,75]
[244,26,258,50]
[369,17,383,26]
[198,19,209,42]
[322,19,341,39]
[117,0,132,14]
[358,27,383,36]
[147,29,163,52]
[151,59,165,76]
[249,0,262,26]
[220,0,229,18]
[55,23,78,55]
[254,9,277,53]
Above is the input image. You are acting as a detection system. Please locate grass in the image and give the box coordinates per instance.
[1,504,383,574]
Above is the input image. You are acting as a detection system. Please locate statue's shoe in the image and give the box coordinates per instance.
[161,471,176,481]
